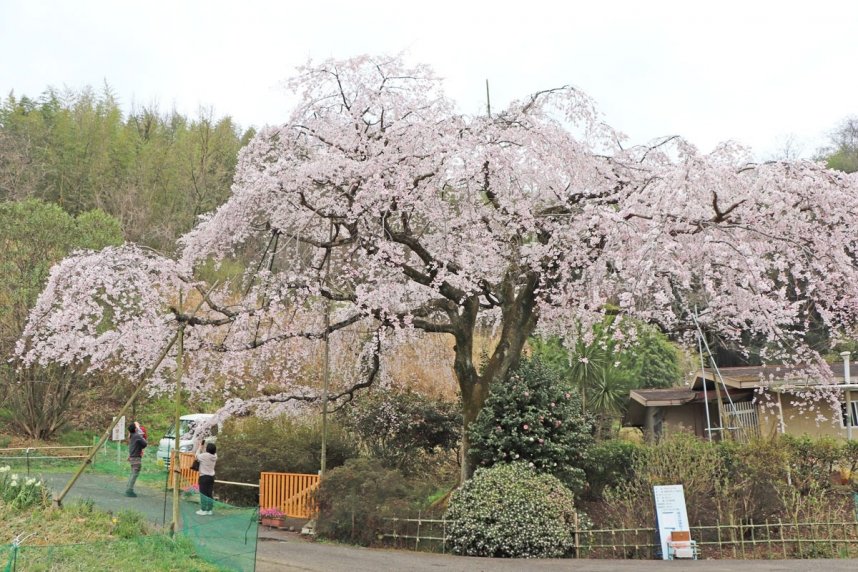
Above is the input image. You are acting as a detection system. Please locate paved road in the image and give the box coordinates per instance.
[41,472,178,526]
[40,474,858,571]
[255,529,858,572]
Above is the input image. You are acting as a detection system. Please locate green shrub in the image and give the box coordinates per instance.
[584,440,640,499]
[601,433,858,530]
[845,440,858,491]
[468,358,594,493]
[338,387,460,474]
[781,435,842,494]
[600,432,725,528]
[217,416,357,505]
[445,463,584,558]
[715,437,790,521]
[316,458,426,546]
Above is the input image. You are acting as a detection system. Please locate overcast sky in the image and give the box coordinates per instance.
[2,0,857,159]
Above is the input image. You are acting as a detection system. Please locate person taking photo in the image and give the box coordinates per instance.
[125,421,147,497]
[195,440,217,516]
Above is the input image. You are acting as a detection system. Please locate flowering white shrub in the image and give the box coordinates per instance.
[445,462,586,558]
[0,466,49,509]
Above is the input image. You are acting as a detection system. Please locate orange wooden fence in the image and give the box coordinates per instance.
[168,451,199,490]
[260,472,320,518]
[169,452,319,518]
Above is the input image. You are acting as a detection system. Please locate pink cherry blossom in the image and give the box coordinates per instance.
[15,55,858,477]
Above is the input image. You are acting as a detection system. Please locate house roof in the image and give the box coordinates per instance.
[690,361,858,390]
[624,360,858,427]
[630,387,756,407]
[631,388,697,406]
[625,387,756,426]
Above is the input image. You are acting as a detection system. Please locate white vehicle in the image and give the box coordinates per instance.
[156,413,219,467]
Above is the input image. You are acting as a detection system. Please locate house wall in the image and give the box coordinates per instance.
[760,391,857,440]
[662,404,705,438]
[649,389,858,441]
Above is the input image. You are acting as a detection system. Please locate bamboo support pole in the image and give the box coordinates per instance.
[715,519,721,556]
[739,520,746,558]
[320,220,333,477]
[415,511,421,550]
[778,518,787,558]
[573,511,579,557]
[766,519,772,555]
[795,514,801,557]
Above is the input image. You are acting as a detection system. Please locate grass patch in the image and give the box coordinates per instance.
[8,535,221,571]
[55,429,99,446]
[0,500,223,571]
[1,439,169,486]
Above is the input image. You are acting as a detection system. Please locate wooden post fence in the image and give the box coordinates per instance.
[168,451,199,490]
[259,472,320,519]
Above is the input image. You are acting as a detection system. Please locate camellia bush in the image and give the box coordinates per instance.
[468,358,594,493]
[445,462,585,558]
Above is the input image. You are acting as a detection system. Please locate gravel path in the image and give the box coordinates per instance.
[42,472,179,526]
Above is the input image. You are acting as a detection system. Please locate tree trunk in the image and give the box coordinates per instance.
[454,275,540,481]
[459,371,489,482]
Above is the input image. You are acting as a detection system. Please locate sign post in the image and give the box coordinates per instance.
[112,416,125,465]
[653,484,690,559]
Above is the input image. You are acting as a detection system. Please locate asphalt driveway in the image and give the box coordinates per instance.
[255,528,858,572]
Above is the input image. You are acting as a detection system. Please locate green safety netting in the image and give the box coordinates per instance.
[0,442,259,572]
[181,496,259,572]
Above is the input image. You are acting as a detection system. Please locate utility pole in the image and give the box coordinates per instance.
[843,351,852,441]
[320,220,333,476]
[698,332,713,442]
[485,79,492,117]
[171,292,185,536]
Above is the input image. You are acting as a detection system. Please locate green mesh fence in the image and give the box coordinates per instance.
[0,544,12,572]
[0,443,259,571]
[182,496,259,572]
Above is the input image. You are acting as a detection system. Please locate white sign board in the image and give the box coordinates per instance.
[653,484,689,560]
[111,416,126,441]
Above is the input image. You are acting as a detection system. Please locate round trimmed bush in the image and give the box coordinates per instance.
[445,462,582,558]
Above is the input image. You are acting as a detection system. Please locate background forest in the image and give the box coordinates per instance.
[0,85,249,439]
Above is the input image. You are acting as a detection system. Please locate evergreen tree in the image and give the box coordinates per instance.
[468,358,594,493]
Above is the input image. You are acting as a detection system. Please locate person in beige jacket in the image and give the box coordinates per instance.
[194,441,217,515]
